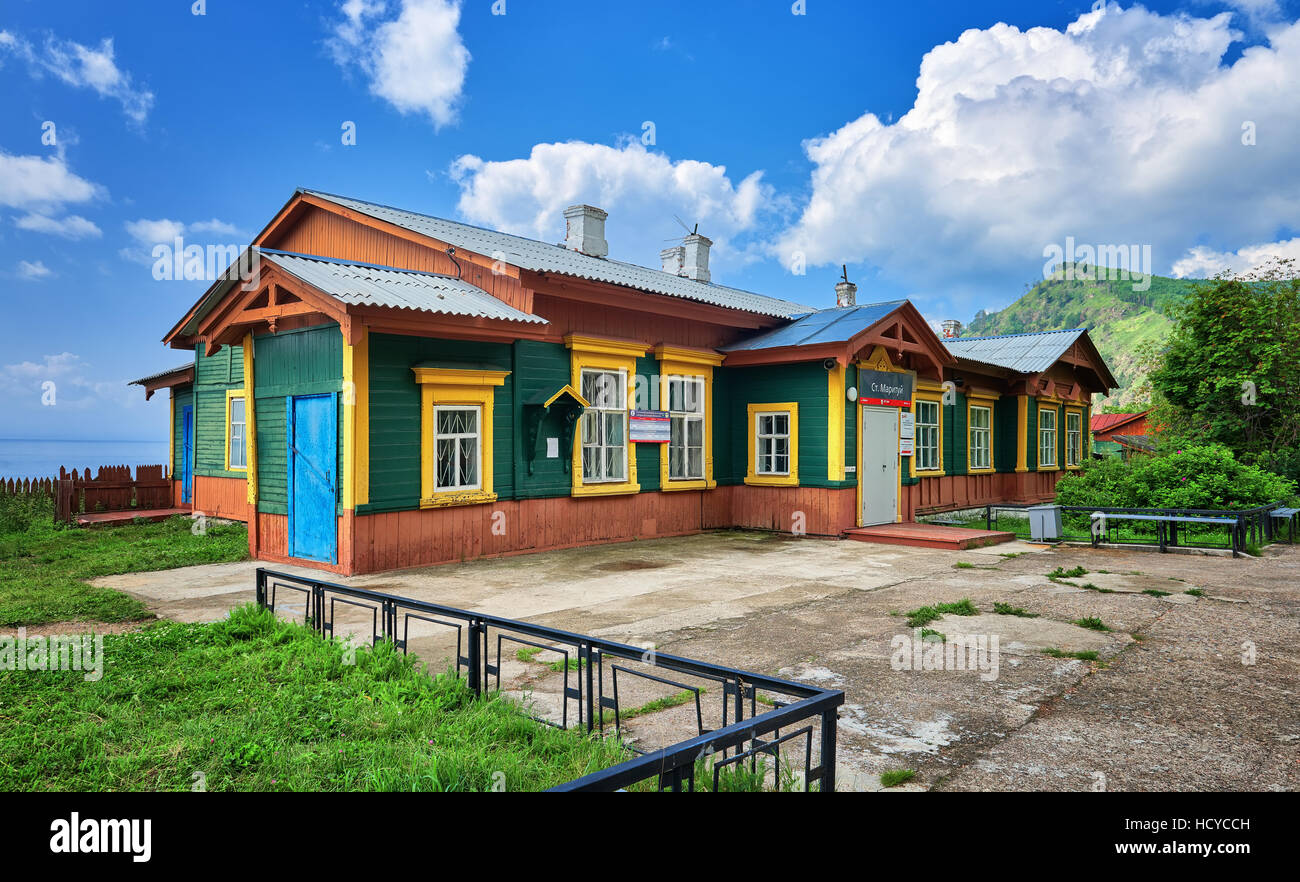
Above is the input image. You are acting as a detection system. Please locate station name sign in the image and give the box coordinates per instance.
[858,369,913,407]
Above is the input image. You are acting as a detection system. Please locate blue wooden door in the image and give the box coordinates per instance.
[181,405,194,505]
[287,394,337,563]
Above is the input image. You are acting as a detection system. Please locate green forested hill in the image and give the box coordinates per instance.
[964,268,1212,410]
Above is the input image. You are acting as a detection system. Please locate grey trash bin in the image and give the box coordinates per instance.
[1028,504,1062,541]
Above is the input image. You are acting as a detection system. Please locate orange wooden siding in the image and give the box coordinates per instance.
[193,475,249,522]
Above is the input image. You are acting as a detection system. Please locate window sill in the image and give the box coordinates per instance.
[420,490,497,509]
[745,474,798,487]
[662,479,714,492]
[913,469,946,478]
[967,467,995,475]
[571,482,641,498]
[1037,466,1061,472]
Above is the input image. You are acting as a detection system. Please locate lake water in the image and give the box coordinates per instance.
[0,439,171,480]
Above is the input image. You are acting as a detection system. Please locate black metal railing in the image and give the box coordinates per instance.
[255,568,845,792]
[917,500,1293,556]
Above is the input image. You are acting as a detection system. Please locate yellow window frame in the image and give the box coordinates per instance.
[910,385,945,477]
[966,395,996,474]
[1064,406,1084,470]
[656,345,722,492]
[1037,399,1061,471]
[567,334,646,497]
[746,402,799,486]
[224,389,248,472]
[413,366,510,508]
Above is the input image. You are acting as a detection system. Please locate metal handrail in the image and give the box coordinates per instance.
[255,568,845,792]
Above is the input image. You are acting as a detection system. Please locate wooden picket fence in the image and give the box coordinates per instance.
[0,464,172,523]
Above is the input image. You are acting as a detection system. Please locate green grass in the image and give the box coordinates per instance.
[1080,583,1115,593]
[992,602,1038,618]
[0,514,249,627]
[1184,589,1205,597]
[0,604,631,791]
[904,598,978,629]
[1041,648,1099,661]
[1072,617,1111,632]
[1141,589,1171,597]
[919,628,945,642]
[952,562,975,569]
[1047,566,1089,581]
[880,769,916,787]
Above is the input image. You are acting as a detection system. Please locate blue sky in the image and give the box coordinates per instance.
[1,0,1298,445]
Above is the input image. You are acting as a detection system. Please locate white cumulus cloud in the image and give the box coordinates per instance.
[1171,236,1300,278]
[774,3,1300,307]
[329,0,470,129]
[17,260,53,280]
[449,140,775,276]
[0,31,153,123]
[14,213,101,239]
[120,217,243,264]
[0,151,103,213]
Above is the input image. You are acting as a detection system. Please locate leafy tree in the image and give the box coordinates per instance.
[1146,259,1300,480]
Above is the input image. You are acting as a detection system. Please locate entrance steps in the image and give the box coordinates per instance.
[844,522,1016,551]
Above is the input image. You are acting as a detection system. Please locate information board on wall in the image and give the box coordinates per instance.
[629,410,670,443]
[859,369,913,407]
[899,412,915,456]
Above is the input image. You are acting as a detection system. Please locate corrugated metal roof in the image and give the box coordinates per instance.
[260,249,547,324]
[301,189,813,319]
[719,300,907,352]
[942,328,1087,373]
[1089,412,1147,433]
[129,363,194,386]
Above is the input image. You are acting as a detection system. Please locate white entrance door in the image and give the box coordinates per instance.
[861,406,899,525]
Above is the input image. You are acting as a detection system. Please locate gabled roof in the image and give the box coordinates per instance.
[260,249,546,324]
[942,328,1087,374]
[719,301,907,352]
[298,189,813,319]
[1090,411,1148,433]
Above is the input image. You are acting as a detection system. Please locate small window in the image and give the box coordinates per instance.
[668,376,705,481]
[581,369,627,483]
[434,406,481,491]
[969,405,991,470]
[1039,408,1058,468]
[915,399,940,471]
[1066,410,1082,467]
[755,411,791,475]
[227,395,247,470]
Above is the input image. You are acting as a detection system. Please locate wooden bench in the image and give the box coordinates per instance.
[1090,512,1240,556]
[1270,507,1300,543]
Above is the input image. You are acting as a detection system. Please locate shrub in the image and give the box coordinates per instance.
[1055,444,1295,509]
[0,493,54,535]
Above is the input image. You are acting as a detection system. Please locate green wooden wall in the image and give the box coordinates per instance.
[362,333,514,514]
[252,325,344,516]
[193,342,243,479]
[715,361,849,489]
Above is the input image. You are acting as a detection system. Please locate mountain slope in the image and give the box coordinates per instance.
[964,269,1211,410]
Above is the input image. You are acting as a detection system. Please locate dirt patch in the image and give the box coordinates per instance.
[4,618,154,638]
[594,559,669,572]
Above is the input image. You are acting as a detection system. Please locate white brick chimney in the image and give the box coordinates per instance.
[941,319,962,338]
[835,280,857,307]
[660,245,685,275]
[680,233,711,283]
[563,204,608,257]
